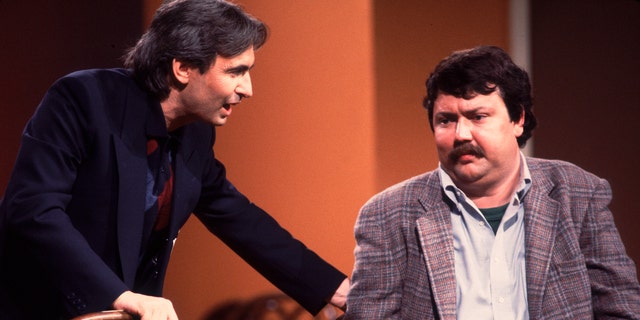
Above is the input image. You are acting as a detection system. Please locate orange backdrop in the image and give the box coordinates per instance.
[153,1,509,318]
[0,0,508,319]
[3,1,638,319]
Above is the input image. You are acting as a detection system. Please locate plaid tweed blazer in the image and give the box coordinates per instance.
[344,157,640,319]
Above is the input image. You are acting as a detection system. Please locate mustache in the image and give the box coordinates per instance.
[448,142,486,162]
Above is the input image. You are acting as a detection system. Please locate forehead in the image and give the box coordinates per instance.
[434,90,505,112]
[212,47,255,69]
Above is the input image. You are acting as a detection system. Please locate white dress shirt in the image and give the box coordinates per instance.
[439,154,532,319]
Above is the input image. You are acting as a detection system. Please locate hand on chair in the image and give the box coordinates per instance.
[113,291,178,320]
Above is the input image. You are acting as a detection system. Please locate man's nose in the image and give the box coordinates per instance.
[455,118,472,141]
[237,72,253,98]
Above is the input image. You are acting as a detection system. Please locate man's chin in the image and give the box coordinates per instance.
[451,170,483,186]
[444,161,483,182]
[212,116,229,126]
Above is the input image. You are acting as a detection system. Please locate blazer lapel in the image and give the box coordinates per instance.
[113,87,151,287]
[523,169,561,319]
[416,175,457,320]
[114,138,146,287]
[167,126,202,238]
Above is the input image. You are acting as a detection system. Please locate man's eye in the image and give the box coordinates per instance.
[228,68,248,77]
[436,118,451,125]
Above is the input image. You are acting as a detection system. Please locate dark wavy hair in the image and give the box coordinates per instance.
[422,46,536,147]
[124,0,268,100]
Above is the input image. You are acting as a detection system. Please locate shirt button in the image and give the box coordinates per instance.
[498,297,505,303]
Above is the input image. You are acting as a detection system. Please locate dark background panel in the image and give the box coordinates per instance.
[0,0,143,193]
[532,0,640,271]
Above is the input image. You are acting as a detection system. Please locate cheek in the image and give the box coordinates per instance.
[434,128,454,144]
[216,77,239,93]
[205,75,232,96]
[433,130,453,156]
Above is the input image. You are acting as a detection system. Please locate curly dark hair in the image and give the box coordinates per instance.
[124,0,268,100]
[422,46,536,147]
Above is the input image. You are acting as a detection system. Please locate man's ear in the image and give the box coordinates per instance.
[172,59,191,85]
[514,108,525,137]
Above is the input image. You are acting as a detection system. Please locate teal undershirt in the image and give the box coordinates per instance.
[479,203,509,234]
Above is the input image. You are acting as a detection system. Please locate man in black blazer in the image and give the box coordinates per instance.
[0,0,348,319]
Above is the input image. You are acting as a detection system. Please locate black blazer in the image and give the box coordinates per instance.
[0,69,345,319]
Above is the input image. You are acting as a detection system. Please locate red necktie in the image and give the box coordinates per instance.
[147,139,173,231]
[154,165,173,231]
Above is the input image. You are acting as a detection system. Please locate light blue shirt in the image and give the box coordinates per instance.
[439,153,532,320]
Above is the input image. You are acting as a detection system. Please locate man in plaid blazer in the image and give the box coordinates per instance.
[344,46,640,319]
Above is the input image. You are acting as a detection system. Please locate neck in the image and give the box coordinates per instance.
[160,91,189,132]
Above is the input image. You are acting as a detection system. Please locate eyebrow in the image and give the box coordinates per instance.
[434,110,456,118]
[434,106,488,118]
[461,106,489,115]
[225,64,254,74]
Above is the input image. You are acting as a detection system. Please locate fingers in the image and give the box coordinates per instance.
[113,290,179,320]
[329,278,350,311]
[137,297,177,320]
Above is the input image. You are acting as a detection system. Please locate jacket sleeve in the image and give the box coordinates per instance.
[580,178,640,318]
[343,196,403,319]
[0,75,129,316]
[192,140,346,315]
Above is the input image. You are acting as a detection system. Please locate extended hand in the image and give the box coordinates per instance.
[329,278,350,311]
[113,291,179,320]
